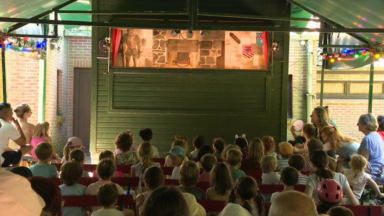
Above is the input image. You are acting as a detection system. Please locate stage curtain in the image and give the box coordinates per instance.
[262,32,269,70]
[112,29,122,66]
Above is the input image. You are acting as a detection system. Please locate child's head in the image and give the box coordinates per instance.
[14,103,32,119]
[179,161,200,187]
[262,136,275,154]
[328,157,337,171]
[97,183,118,207]
[310,150,333,180]
[201,154,217,173]
[35,142,53,161]
[197,145,214,162]
[144,166,164,190]
[29,177,62,216]
[316,179,343,213]
[114,131,133,152]
[350,154,367,174]
[99,150,115,162]
[280,167,299,186]
[33,121,49,138]
[221,144,240,161]
[60,161,83,186]
[234,135,248,153]
[248,138,265,161]
[261,155,277,173]
[69,149,85,164]
[288,154,305,171]
[229,176,265,216]
[168,146,186,167]
[226,149,243,167]
[172,139,189,154]
[327,206,353,216]
[212,138,226,153]
[307,139,324,155]
[97,159,116,180]
[278,142,293,158]
[210,163,233,196]
[138,141,154,161]
[192,135,205,150]
[63,137,83,161]
[302,123,317,139]
[139,128,153,141]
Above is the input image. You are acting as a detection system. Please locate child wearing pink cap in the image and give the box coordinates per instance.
[62,137,84,163]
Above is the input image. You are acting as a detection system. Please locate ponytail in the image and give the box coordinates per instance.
[142,155,152,174]
[228,187,236,204]
[63,143,71,161]
[138,142,154,174]
[242,201,253,215]
[255,190,265,216]
[310,150,334,181]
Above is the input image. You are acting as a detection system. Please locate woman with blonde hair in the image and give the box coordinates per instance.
[241,138,264,170]
[31,121,60,160]
[13,103,35,144]
[310,107,332,142]
[321,126,359,171]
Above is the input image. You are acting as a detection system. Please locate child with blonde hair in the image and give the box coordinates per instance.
[178,161,205,200]
[227,149,246,183]
[114,131,139,165]
[62,137,84,163]
[92,150,123,178]
[31,121,60,160]
[344,155,384,200]
[164,139,189,167]
[221,144,241,162]
[260,155,280,184]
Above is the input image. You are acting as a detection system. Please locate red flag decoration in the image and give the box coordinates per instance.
[112,29,122,67]
[243,45,254,59]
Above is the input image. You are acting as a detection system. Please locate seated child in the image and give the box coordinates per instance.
[221,145,241,162]
[262,136,276,158]
[327,206,354,216]
[31,121,61,160]
[131,142,160,194]
[277,142,293,170]
[62,137,84,163]
[234,134,249,160]
[226,149,246,183]
[212,138,226,159]
[113,130,137,155]
[270,167,298,202]
[114,131,139,165]
[260,155,280,185]
[59,162,87,216]
[288,154,308,185]
[344,155,384,201]
[316,179,344,214]
[91,183,124,216]
[168,146,186,179]
[164,139,189,167]
[139,128,159,158]
[196,145,214,168]
[86,159,125,212]
[178,161,205,200]
[92,150,124,178]
[225,176,265,216]
[242,138,264,170]
[302,139,324,172]
[136,167,164,213]
[29,177,63,215]
[191,135,206,159]
[29,142,58,178]
[69,149,89,177]
[198,154,217,182]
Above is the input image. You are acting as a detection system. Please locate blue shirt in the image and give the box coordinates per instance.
[29,164,58,178]
[230,169,246,183]
[60,184,87,216]
[277,158,289,170]
[358,132,384,171]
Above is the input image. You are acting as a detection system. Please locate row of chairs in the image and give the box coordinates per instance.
[62,195,381,216]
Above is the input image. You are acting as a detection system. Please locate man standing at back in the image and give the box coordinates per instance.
[0,103,32,167]
[139,128,160,158]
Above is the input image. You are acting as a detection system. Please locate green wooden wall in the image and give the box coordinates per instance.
[91,0,290,154]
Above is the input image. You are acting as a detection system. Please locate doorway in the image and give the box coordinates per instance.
[73,68,91,153]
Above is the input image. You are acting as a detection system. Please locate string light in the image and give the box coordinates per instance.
[375,54,381,59]
[37,52,41,58]
[3,39,9,45]
[337,57,342,61]
[330,59,335,63]
[31,51,35,56]
[354,54,359,58]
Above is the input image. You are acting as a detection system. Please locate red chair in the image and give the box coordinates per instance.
[164,179,179,186]
[48,177,132,187]
[242,169,263,179]
[82,164,97,172]
[197,200,226,212]
[161,167,174,175]
[163,179,210,193]
[63,195,134,210]
[153,158,166,164]
[116,165,132,174]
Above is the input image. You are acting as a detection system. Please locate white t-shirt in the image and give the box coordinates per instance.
[172,166,181,179]
[270,192,280,202]
[306,173,350,203]
[344,169,372,199]
[91,209,124,216]
[0,119,21,164]
[85,181,125,212]
[261,172,280,184]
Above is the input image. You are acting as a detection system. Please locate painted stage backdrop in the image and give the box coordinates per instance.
[112,29,267,70]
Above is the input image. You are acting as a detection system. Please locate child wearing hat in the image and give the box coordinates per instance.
[277,142,293,170]
[168,146,186,179]
[62,137,84,163]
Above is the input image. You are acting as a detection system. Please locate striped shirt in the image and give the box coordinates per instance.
[277,159,290,170]
[298,173,308,185]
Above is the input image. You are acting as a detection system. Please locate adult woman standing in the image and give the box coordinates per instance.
[321,126,359,172]
[357,114,384,176]
[377,115,384,141]
[8,104,35,150]
[310,107,331,143]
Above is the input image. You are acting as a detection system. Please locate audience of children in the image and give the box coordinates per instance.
[234,134,249,160]
[136,166,164,213]
[168,145,186,179]
[29,142,58,178]
[262,136,276,158]
[242,138,264,170]
[198,154,217,182]
[226,148,246,183]
[164,139,190,167]
[69,149,89,177]
[92,150,124,178]
[131,141,160,194]
[277,142,293,170]
[260,155,280,185]
[85,159,125,212]
[288,154,308,184]
[91,183,124,216]
[59,161,87,216]
[31,121,60,160]
[114,131,139,165]
[178,160,206,200]
[139,128,160,158]
[196,144,214,167]
[213,138,226,159]
[316,179,344,214]
[62,136,84,163]
[113,130,137,155]
[223,176,265,216]
[271,167,299,202]
[207,163,233,215]
[191,135,206,159]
